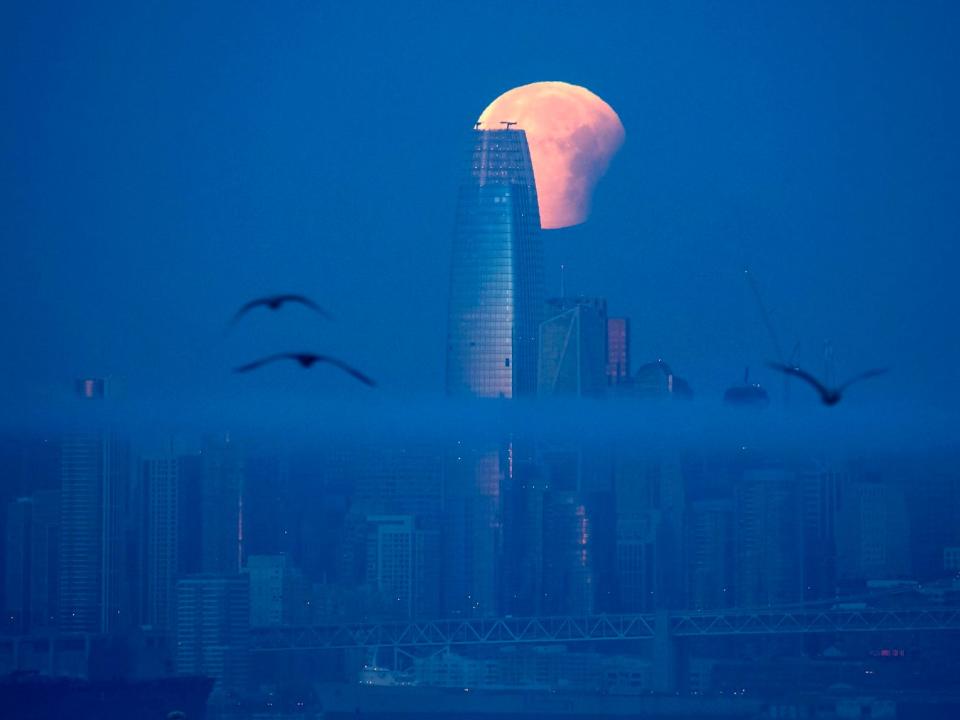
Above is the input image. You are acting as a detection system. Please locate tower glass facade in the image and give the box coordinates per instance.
[538,297,608,397]
[59,431,130,633]
[446,129,545,398]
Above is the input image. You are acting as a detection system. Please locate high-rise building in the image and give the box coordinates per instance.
[143,454,179,630]
[58,378,134,634]
[177,453,204,577]
[200,435,244,574]
[613,452,685,611]
[538,297,608,398]
[3,491,59,633]
[175,574,250,697]
[243,450,291,559]
[59,429,132,633]
[247,554,310,627]
[541,493,596,615]
[445,128,545,399]
[836,473,911,583]
[365,515,439,619]
[442,445,505,617]
[443,127,545,616]
[4,497,32,632]
[59,381,133,634]
[797,465,839,601]
[606,317,630,384]
[535,442,615,616]
[685,499,734,610]
[347,443,444,525]
[734,468,804,607]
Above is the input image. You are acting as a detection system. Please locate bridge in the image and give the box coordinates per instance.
[250,604,960,652]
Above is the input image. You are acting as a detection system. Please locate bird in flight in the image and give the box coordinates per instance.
[234,353,376,387]
[231,294,332,324]
[766,362,887,406]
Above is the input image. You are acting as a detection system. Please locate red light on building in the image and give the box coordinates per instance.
[876,648,905,658]
[74,378,105,399]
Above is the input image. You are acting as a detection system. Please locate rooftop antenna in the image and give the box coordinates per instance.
[499,121,518,129]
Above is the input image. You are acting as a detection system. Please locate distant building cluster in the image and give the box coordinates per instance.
[0,126,958,711]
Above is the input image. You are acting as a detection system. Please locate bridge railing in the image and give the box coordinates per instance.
[250,605,960,651]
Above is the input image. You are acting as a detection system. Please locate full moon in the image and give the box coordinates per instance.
[477,81,625,230]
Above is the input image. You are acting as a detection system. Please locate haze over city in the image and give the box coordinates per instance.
[2,2,960,720]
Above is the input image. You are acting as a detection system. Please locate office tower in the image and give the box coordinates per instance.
[247,554,310,627]
[541,493,595,614]
[945,547,960,575]
[685,499,734,610]
[175,574,250,696]
[4,497,32,631]
[901,460,960,581]
[200,435,244,574]
[177,453,203,577]
[443,127,544,615]
[59,430,131,633]
[536,442,615,616]
[349,443,444,524]
[734,468,804,606]
[28,490,59,629]
[243,450,291,559]
[365,515,439,619]
[606,317,630,384]
[445,128,545,399]
[441,445,505,617]
[613,452,685,612]
[836,473,911,583]
[4,491,59,632]
[797,465,839,601]
[59,380,132,633]
[538,296,608,397]
[337,444,445,616]
[143,455,179,630]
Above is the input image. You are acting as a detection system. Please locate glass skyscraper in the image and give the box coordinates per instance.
[446,129,545,399]
[538,296,609,397]
[442,128,544,615]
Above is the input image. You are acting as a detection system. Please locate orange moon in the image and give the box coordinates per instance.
[477,81,625,230]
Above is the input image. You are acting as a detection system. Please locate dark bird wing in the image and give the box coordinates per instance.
[311,354,377,387]
[231,297,271,324]
[838,368,889,392]
[234,352,376,386]
[766,362,831,402]
[233,353,298,373]
[275,294,333,320]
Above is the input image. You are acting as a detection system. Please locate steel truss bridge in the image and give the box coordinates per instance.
[251,605,960,652]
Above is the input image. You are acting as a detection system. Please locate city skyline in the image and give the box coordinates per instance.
[2,2,960,719]
[3,2,959,416]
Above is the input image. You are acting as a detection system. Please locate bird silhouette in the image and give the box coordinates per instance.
[231,294,332,324]
[766,362,887,406]
[233,352,376,387]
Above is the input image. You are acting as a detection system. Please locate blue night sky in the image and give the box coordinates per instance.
[2,1,959,421]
